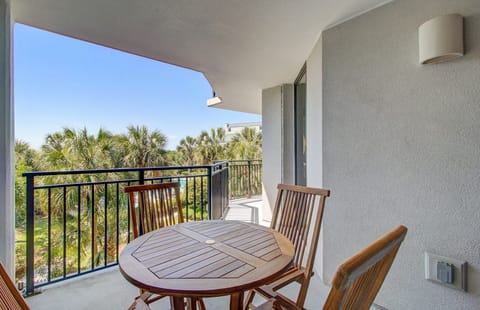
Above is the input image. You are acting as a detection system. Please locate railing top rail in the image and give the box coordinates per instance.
[33,173,210,190]
[214,159,261,163]
[22,162,229,178]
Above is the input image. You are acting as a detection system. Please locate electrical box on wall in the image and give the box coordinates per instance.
[425,252,468,292]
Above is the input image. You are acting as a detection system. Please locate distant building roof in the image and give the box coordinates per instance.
[224,122,262,143]
[225,122,262,129]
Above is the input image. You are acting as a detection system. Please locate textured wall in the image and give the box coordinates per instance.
[282,84,295,185]
[262,86,282,222]
[306,37,325,277]
[0,0,15,276]
[322,0,480,308]
[262,85,295,221]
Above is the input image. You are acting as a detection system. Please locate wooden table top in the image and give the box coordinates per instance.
[119,220,294,297]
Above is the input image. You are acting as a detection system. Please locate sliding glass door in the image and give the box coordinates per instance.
[294,65,307,186]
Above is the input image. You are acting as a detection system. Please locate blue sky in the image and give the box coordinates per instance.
[14,24,261,150]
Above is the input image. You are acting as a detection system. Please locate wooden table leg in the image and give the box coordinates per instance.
[187,298,198,310]
[171,296,186,310]
[230,292,244,310]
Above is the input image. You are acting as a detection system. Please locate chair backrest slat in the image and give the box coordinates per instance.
[323,225,407,310]
[271,184,330,269]
[0,262,30,310]
[125,182,184,238]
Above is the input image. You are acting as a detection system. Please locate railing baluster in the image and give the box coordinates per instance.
[116,183,119,263]
[104,183,108,266]
[207,167,212,220]
[200,176,204,220]
[63,186,67,278]
[247,160,252,198]
[193,177,197,221]
[185,178,189,221]
[91,185,95,270]
[127,181,131,243]
[47,188,52,282]
[77,185,81,274]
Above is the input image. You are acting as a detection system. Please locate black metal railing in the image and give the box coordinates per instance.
[228,160,262,198]
[22,162,228,296]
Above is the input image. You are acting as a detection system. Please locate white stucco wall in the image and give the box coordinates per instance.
[282,84,295,186]
[262,85,294,222]
[305,35,325,280]
[322,0,480,308]
[262,86,282,222]
[0,0,15,276]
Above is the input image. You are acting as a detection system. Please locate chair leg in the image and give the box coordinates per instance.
[198,298,206,310]
[186,298,197,310]
[296,278,309,309]
[186,297,205,310]
[243,290,256,310]
[129,292,153,310]
[169,296,176,309]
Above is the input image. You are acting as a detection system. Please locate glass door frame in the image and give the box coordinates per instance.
[294,63,307,186]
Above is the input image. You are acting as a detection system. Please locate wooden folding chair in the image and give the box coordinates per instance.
[0,261,30,310]
[124,182,205,310]
[244,184,330,310]
[257,225,408,310]
[125,182,184,239]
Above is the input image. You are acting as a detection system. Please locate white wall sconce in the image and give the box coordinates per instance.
[419,14,464,65]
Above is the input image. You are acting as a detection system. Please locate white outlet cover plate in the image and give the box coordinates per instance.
[424,252,467,292]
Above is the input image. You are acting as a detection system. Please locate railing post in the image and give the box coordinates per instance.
[247,160,252,198]
[224,162,229,213]
[207,166,212,220]
[138,170,145,185]
[25,174,35,296]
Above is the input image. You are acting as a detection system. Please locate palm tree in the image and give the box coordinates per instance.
[40,127,115,171]
[38,127,121,274]
[121,125,167,168]
[176,136,198,166]
[14,141,39,227]
[227,127,262,159]
[195,127,226,164]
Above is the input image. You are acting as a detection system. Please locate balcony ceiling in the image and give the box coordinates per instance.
[12,0,389,114]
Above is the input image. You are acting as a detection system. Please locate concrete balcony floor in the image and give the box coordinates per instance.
[26,197,330,309]
[26,266,329,309]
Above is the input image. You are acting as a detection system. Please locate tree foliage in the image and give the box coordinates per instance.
[14,124,261,281]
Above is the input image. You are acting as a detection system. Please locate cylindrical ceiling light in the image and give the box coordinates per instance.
[419,14,464,65]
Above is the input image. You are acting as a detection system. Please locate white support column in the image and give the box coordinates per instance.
[306,35,324,282]
[0,0,15,276]
[261,86,282,223]
[261,84,294,223]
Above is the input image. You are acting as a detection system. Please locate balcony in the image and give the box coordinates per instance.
[17,160,263,298]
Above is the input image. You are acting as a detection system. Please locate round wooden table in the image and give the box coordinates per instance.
[119,220,294,310]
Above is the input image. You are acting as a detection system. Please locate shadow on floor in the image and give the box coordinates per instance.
[223,196,262,224]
